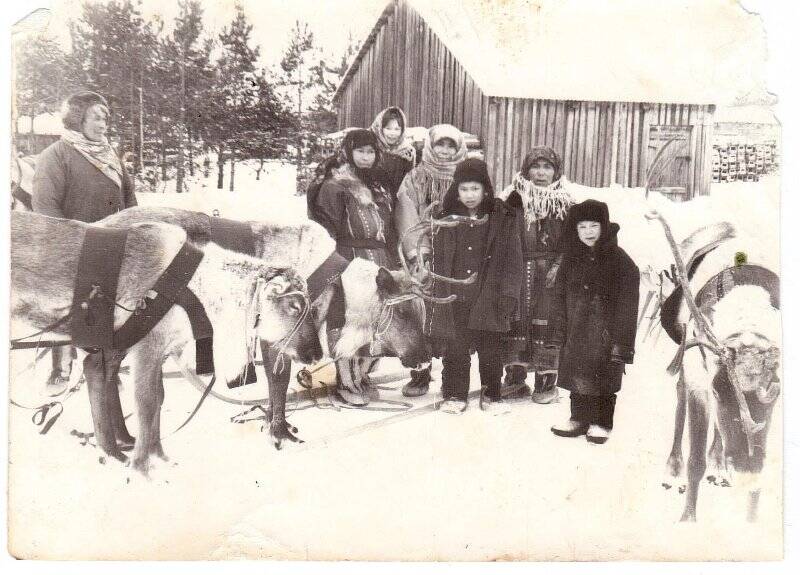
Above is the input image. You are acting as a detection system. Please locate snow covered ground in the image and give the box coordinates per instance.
[7,162,783,560]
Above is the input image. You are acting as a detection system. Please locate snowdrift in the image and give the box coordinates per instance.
[564,175,779,276]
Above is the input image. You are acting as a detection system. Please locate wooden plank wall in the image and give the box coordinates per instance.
[336,0,713,197]
[483,98,713,196]
[336,0,485,138]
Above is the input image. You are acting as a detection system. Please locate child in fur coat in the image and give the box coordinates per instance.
[547,200,640,443]
[427,159,524,413]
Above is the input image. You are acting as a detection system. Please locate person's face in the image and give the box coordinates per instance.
[527,158,556,186]
[82,104,109,142]
[577,221,602,247]
[458,181,484,211]
[432,138,458,161]
[382,119,402,145]
[352,145,376,169]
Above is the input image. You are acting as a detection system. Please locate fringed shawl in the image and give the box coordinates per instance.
[502,173,574,229]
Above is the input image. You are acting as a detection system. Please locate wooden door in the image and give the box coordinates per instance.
[646,125,693,201]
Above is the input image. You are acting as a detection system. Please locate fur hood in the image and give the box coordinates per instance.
[329,163,386,209]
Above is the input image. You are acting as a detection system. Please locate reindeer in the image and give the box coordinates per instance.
[648,211,781,522]
[10,212,320,474]
[98,205,472,447]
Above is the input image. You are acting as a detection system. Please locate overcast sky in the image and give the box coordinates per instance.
[12,0,387,69]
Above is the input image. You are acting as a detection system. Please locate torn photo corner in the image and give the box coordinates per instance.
[5,0,785,562]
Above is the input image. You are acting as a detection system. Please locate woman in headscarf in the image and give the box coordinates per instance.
[32,91,137,398]
[499,146,575,403]
[370,106,417,202]
[394,124,468,397]
[313,128,395,405]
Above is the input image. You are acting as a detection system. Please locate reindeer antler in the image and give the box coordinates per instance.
[397,201,488,294]
[646,209,765,455]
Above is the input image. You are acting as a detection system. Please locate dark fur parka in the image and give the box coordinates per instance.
[547,200,640,395]
[427,196,524,339]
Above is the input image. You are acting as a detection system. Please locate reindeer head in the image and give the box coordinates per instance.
[371,267,431,367]
[719,332,780,402]
[712,285,781,404]
[254,269,323,365]
[333,259,429,367]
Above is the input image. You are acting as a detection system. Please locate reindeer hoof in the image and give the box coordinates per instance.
[269,420,304,450]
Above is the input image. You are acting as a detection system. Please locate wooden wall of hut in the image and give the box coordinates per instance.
[335,0,487,138]
[335,0,713,196]
[484,98,715,195]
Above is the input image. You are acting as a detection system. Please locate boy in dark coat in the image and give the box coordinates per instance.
[427,159,524,413]
[547,200,640,442]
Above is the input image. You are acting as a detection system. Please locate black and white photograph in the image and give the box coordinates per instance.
[2,0,794,564]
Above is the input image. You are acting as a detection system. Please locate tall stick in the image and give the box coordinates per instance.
[646,210,764,455]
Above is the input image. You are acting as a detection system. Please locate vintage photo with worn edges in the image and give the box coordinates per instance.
[5,0,784,561]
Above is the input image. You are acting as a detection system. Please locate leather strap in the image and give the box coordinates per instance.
[70,227,129,348]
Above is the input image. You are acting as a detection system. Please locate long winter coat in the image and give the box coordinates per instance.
[547,214,640,396]
[504,186,572,355]
[314,163,396,268]
[32,139,137,222]
[427,198,524,339]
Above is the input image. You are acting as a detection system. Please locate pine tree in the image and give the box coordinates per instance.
[306,32,360,161]
[13,33,75,134]
[202,5,262,190]
[68,0,157,165]
[279,21,316,184]
[162,0,211,192]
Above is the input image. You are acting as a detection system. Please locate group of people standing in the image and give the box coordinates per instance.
[25,91,640,445]
[308,106,640,443]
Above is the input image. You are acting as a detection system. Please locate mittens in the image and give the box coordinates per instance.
[610,343,634,364]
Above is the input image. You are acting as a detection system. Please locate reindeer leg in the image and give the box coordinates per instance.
[261,340,301,450]
[706,425,730,487]
[664,372,687,488]
[84,350,126,463]
[149,367,169,462]
[130,347,163,478]
[102,349,135,450]
[747,489,761,522]
[681,384,709,522]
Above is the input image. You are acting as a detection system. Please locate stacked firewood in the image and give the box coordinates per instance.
[711,141,779,184]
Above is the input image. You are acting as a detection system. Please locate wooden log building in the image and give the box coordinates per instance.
[333,0,764,198]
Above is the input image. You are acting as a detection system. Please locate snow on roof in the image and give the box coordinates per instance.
[16,112,63,135]
[337,0,769,106]
[714,105,779,125]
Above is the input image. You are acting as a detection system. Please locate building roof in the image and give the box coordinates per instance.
[335,0,769,106]
[714,105,779,126]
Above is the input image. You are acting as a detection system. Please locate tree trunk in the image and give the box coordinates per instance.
[160,121,167,183]
[130,80,136,173]
[216,147,225,189]
[296,64,303,184]
[256,158,265,180]
[188,126,195,176]
[229,156,236,192]
[176,47,186,194]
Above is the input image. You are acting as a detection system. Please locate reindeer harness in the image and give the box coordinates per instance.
[70,227,215,374]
